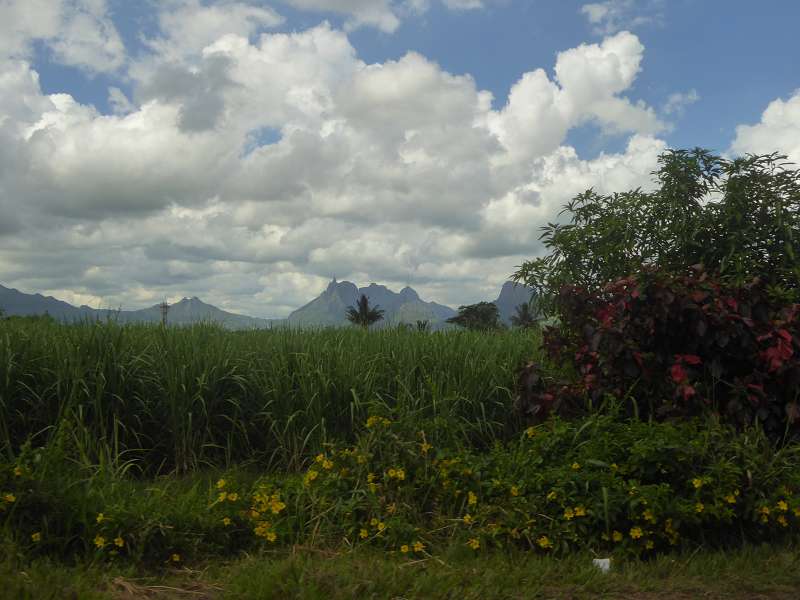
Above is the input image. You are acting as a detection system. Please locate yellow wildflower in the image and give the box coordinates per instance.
[776,500,788,512]
[563,508,575,520]
[643,510,655,523]
[315,454,325,463]
[223,517,232,526]
[31,532,41,542]
[692,478,703,489]
[463,514,474,525]
[510,486,519,497]
[266,531,277,542]
[227,493,239,502]
[400,544,410,554]
[270,499,286,514]
[93,535,106,549]
[467,538,480,550]
[413,541,424,552]
[217,491,227,502]
[370,517,379,526]
[610,463,619,472]
[359,529,368,539]
[695,502,704,513]
[367,473,376,483]
[612,530,623,542]
[759,506,770,516]
[322,459,334,470]
[14,466,23,477]
[304,470,319,485]
[216,479,226,489]
[547,491,557,501]
[396,468,405,481]
[468,491,477,506]
[630,527,643,539]
[387,503,397,515]
[537,536,552,549]
[96,513,106,524]
[724,494,737,504]
[421,442,432,454]
[525,427,536,438]
[3,493,16,503]
[571,462,581,471]
[377,522,386,532]
[777,515,788,527]
[171,554,181,563]
[575,505,586,517]
[114,536,124,548]
[387,468,397,478]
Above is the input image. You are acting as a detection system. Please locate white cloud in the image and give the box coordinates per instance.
[580,0,663,35]
[0,21,672,317]
[730,90,800,164]
[0,0,125,73]
[662,89,699,117]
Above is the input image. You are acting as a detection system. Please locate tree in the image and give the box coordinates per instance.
[510,302,537,329]
[513,149,800,315]
[446,302,502,331]
[346,294,385,328]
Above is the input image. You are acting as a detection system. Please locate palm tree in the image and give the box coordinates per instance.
[346,294,385,328]
[510,302,537,329]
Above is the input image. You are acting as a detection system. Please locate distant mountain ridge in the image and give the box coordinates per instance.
[1,279,536,330]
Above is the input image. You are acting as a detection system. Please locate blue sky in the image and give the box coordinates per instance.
[1,0,799,317]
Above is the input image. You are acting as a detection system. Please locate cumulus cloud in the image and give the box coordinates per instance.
[662,89,699,117]
[730,90,800,164]
[580,0,664,35]
[0,0,125,72]
[0,16,675,318]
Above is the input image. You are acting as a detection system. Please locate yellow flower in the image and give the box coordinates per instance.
[467,538,480,550]
[630,527,643,539]
[400,544,410,554]
[266,531,277,542]
[776,500,788,512]
[413,541,424,552]
[227,493,239,502]
[367,473,376,483]
[370,517,379,526]
[304,470,319,485]
[571,462,581,471]
[525,426,536,438]
[537,536,552,549]
[377,522,386,532]
[217,491,227,502]
[315,454,325,463]
[777,515,788,527]
[216,479,226,489]
[114,536,124,548]
[14,466,23,477]
[96,513,106,524]
[3,493,16,503]
[468,491,477,506]
[270,500,286,514]
[387,468,397,478]
[463,514,474,525]
[94,535,106,549]
[322,459,334,470]
[610,463,619,472]
[612,530,623,542]
[223,517,232,526]
[563,508,575,520]
[421,442,432,454]
[171,553,181,563]
[31,532,41,542]
[759,506,770,516]
[546,491,557,501]
[387,503,397,515]
[695,502,704,513]
[643,510,655,523]
[725,494,737,504]
[510,486,519,497]
[692,478,703,489]
[794,507,800,518]
[575,505,586,517]
[359,528,368,539]
[396,469,405,481]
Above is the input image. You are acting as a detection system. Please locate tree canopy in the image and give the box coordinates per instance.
[446,301,502,331]
[345,294,385,328]
[510,302,537,329]
[513,149,800,315]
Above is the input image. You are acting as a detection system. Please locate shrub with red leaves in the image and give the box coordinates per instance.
[517,267,800,440]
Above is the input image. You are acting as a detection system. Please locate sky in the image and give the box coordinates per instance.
[1,0,799,318]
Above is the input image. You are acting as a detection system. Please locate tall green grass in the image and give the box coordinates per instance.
[0,320,541,475]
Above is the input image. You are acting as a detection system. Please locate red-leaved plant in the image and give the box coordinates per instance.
[517,267,800,440]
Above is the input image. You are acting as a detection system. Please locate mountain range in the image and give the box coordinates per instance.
[0,280,536,329]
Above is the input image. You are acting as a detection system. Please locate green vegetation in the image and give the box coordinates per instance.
[446,301,503,331]
[345,293,386,328]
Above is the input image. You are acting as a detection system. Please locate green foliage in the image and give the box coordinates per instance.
[447,302,503,331]
[2,413,799,565]
[345,294,385,328]
[514,149,800,315]
[0,320,539,474]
